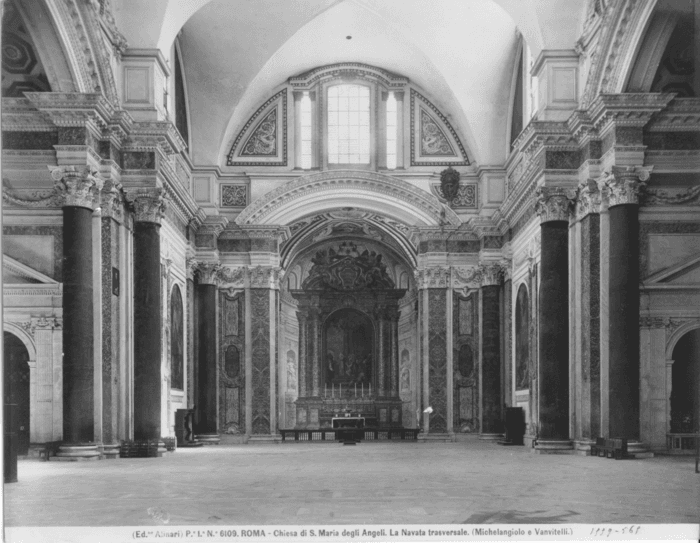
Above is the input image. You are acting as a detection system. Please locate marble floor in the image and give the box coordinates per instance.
[4,439,699,527]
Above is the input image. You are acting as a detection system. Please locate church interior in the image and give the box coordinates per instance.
[2,0,700,528]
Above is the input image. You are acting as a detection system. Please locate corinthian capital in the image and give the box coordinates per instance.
[603,166,652,207]
[535,186,575,223]
[49,165,104,210]
[575,178,601,218]
[192,261,221,285]
[479,262,504,286]
[126,188,167,224]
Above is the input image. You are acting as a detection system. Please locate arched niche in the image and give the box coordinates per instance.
[669,328,700,434]
[515,283,530,391]
[4,331,31,455]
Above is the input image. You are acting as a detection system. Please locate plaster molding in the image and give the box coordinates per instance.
[575,178,602,218]
[235,170,460,227]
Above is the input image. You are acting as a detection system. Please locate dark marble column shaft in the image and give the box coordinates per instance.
[196,284,218,434]
[538,222,570,439]
[481,285,502,434]
[608,204,640,440]
[63,206,95,443]
[580,213,600,440]
[133,222,162,440]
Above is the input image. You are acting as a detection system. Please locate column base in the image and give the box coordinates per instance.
[627,441,654,459]
[418,432,455,443]
[195,434,221,445]
[248,435,282,444]
[573,439,595,456]
[532,439,574,454]
[479,433,503,441]
[102,443,121,459]
[52,444,102,461]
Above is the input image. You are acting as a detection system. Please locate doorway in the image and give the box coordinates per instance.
[4,332,31,455]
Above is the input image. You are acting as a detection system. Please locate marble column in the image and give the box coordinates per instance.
[129,189,166,453]
[534,187,573,452]
[603,166,650,443]
[479,263,504,440]
[574,180,601,450]
[194,262,221,444]
[52,166,103,460]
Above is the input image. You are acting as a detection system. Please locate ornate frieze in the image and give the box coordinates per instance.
[575,178,602,218]
[602,165,652,207]
[432,182,478,209]
[50,165,104,209]
[535,186,575,223]
[643,185,700,206]
[415,266,451,289]
[639,316,688,335]
[18,316,63,337]
[125,187,166,224]
[217,266,246,288]
[249,266,280,289]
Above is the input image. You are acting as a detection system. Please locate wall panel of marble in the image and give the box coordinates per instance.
[453,291,479,433]
[280,297,299,429]
[219,291,245,434]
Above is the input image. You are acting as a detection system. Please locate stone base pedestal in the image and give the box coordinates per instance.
[627,441,654,459]
[196,434,221,445]
[248,435,282,444]
[573,439,595,456]
[418,433,455,443]
[533,439,574,454]
[102,443,120,459]
[523,435,537,448]
[52,444,102,461]
[478,433,503,441]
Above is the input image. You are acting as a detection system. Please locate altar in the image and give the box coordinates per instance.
[290,242,406,430]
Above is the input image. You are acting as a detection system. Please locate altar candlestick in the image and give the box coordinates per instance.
[354,383,357,397]
[340,383,342,397]
[362,383,364,397]
[325,384,327,398]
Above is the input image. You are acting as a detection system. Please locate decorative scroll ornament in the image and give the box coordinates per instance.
[422,109,455,156]
[603,166,652,207]
[440,166,461,201]
[49,165,104,210]
[479,262,505,286]
[575,178,602,218]
[125,187,167,224]
[535,186,575,223]
[192,261,221,285]
[2,180,63,208]
[302,242,395,291]
[217,266,246,287]
[241,109,277,156]
[452,266,483,289]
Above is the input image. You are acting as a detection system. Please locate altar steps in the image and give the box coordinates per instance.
[280,428,419,442]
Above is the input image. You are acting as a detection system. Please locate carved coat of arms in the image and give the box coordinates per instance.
[440,166,460,201]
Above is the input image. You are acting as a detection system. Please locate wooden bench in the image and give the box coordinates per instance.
[590,437,628,459]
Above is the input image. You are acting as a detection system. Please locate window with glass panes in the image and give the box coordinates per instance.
[300,92,312,169]
[327,85,370,164]
[386,92,397,169]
